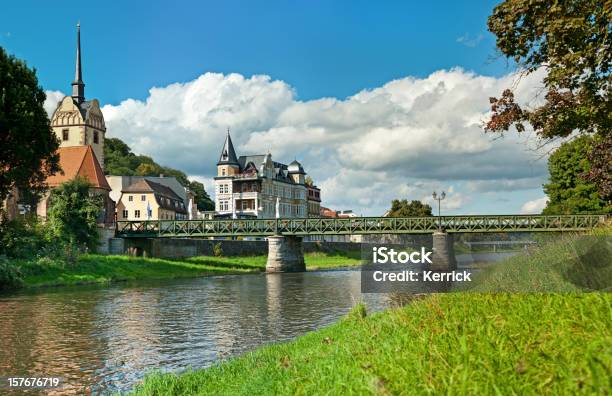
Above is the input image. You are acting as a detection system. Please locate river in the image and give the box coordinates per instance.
[0,252,517,394]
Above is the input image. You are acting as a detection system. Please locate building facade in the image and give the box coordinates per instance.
[214,132,309,219]
[116,179,188,221]
[107,175,198,219]
[307,184,321,217]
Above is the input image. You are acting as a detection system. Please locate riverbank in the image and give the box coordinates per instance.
[10,250,362,289]
[131,229,611,395]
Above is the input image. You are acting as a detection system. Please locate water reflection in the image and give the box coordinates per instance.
[0,270,387,394]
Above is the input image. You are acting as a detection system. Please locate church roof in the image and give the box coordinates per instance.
[217,131,239,165]
[46,146,110,190]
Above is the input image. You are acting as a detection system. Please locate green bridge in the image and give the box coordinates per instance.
[116,214,606,238]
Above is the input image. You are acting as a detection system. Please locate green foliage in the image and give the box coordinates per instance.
[304,176,314,186]
[0,256,24,290]
[542,135,609,214]
[486,0,611,198]
[46,177,103,252]
[0,215,46,258]
[387,199,433,217]
[0,47,60,203]
[212,242,223,257]
[104,137,214,210]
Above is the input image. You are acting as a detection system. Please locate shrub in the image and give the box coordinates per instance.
[0,215,47,259]
[213,242,223,257]
[0,256,24,289]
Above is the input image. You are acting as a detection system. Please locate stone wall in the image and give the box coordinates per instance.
[117,238,361,258]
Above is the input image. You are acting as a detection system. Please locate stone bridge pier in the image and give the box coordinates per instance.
[430,231,457,271]
[266,235,306,272]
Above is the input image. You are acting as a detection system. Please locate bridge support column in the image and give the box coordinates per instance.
[431,232,457,271]
[266,235,305,273]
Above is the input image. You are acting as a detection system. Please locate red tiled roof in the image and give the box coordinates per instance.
[46,146,110,190]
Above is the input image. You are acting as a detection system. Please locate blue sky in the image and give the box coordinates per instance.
[2,0,507,104]
[2,1,550,215]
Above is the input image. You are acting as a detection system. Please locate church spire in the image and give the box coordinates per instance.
[71,22,85,103]
[217,128,239,166]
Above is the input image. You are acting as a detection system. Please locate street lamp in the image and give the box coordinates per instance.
[432,191,446,231]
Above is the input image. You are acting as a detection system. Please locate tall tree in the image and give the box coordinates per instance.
[387,200,433,217]
[0,47,60,205]
[542,135,609,214]
[485,0,611,201]
[46,177,102,251]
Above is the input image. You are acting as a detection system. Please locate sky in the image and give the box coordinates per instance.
[1,1,552,215]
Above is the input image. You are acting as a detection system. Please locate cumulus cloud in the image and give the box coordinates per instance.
[44,68,551,215]
[520,197,548,214]
[44,90,65,117]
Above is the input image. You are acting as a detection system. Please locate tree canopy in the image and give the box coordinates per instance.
[0,47,60,204]
[387,200,433,217]
[46,177,103,251]
[104,137,214,210]
[485,0,611,201]
[542,135,609,214]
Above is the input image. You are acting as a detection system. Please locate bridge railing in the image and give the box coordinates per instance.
[115,214,607,238]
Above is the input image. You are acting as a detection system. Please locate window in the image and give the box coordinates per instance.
[135,210,141,218]
[122,210,128,218]
[242,200,249,210]
[128,195,133,202]
[141,195,146,201]
[93,131,99,144]
[62,129,69,141]
[221,168,226,176]
[220,200,229,211]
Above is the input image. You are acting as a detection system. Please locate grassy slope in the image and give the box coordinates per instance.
[132,294,610,395]
[131,230,612,395]
[18,251,362,288]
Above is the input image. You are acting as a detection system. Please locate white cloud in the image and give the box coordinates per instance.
[520,197,548,214]
[457,33,484,48]
[44,68,551,215]
[44,90,65,117]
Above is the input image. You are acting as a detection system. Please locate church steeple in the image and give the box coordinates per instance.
[71,22,85,103]
[217,129,239,166]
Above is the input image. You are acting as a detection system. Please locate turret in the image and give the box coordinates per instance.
[217,129,240,177]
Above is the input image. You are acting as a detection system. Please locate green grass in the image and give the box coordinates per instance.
[466,230,611,292]
[131,294,611,395]
[130,229,612,395]
[14,250,362,288]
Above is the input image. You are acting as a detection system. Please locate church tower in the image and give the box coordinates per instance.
[50,23,106,169]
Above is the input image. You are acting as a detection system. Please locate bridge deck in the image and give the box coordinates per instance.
[116,215,606,238]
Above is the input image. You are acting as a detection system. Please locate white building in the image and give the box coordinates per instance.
[214,131,308,219]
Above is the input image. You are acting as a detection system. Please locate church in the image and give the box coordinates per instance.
[36,23,114,224]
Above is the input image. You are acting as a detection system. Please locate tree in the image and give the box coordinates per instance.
[542,135,609,214]
[46,177,102,251]
[485,0,611,200]
[188,180,214,211]
[0,47,60,205]
[305,176,314,186]
[387,200,433,217]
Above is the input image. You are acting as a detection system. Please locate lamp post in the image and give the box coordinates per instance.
[432,191,446,231]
